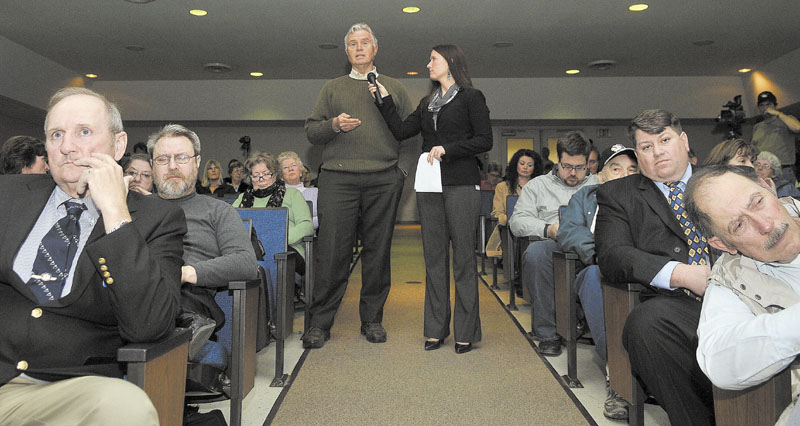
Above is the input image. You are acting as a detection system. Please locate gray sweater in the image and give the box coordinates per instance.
[168,192,258,288]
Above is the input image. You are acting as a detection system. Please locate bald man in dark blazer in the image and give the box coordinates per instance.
[596,110,714,425]
[0,88,186,426]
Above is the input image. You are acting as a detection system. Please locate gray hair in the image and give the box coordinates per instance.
[277,151,304,169]
[344,22,377,46]
[146,123,202,157]
[685,163,762,244]
[45,87,124,136]
[756,151,782,179]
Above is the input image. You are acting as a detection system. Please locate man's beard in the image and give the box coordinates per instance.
[155,168,196,199]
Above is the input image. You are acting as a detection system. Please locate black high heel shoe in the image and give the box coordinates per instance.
[424,338,444,351]
[454,342,473,354]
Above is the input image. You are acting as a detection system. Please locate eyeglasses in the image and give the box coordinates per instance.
[251,172,274,181]
[559,163,586,172]
[153,153,197,166]
[125,170,152,179]
[282,164,299,171]
[754,162,773,170]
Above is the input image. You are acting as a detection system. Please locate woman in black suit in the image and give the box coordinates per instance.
[370,45,492,353]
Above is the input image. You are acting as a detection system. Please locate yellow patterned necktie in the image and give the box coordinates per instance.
[666,182,708,301]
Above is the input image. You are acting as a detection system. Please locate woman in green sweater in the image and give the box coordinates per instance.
[234,151,313,271]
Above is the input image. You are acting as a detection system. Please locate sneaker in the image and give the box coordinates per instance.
[360,322,387,343]
[177,312,217,360]
[604,382,629,421]
[302,326,330,349]
[537,339,562,356]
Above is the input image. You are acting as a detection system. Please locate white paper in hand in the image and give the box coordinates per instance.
[414,152,442,193]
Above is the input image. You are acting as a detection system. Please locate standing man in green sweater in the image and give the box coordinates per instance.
[303,22,413,348]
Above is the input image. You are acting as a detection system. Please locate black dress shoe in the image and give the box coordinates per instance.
[454,342,473,354]
[538,339,562,356]
[424,339,444,351]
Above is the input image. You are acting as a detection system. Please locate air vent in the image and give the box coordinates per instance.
[203,62,233,73]
[587,59,617,71]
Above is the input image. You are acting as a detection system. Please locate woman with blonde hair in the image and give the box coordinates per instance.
[198,159,234,196]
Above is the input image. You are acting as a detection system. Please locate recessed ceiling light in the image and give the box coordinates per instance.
[189,9,207,16]
[250,72,264,77]
[318,43,338,50]
[123,0,155,3]
[85,73,98,79]
[493,41,513,48]
[124,44,146,52]
[565,69,580,75]
[203,62,232,73]
[628,4,648,11]
[588,59,617,70]
[402,6,420,13]
[738,68,752,73]
[406,71,419,75]
[692,39,714,47]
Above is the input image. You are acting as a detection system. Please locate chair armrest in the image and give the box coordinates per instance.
[227,278,261,291]
[118,327,192,363]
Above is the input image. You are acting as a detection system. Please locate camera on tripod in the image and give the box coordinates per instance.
[716,95,746,138]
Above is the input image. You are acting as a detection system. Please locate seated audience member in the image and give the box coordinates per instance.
[227,159,251,193]
[509,131,598,356]
[686,164,800,424]
[756,151,800,199]
[148,124,258,359]
[234,151,313,272]
[0,87,186,425]
[596,109,714,425]
[492,148,541,226]
[557,144,639,420]
[541,147,555,174]
[587,144,600,174]
[703,138,757,168]
[302,165,313,187]
[278,150,319,229]
[0,135,48,174]
[480,161,503,190]
[121,153,154,195]
[689,148,698,166]
[197,159,235,197]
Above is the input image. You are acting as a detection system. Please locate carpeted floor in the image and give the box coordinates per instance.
[271,226,591,425]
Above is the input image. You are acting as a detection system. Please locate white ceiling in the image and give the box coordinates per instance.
[0,0,799,81]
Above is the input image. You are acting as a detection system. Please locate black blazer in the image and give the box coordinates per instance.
[378,87,493,186]
[0,174,187,384]
[595,171,698,292]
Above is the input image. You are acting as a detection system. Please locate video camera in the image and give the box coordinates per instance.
[715,95,745,138]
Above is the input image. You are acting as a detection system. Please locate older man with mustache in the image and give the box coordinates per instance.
[685,164,800,424]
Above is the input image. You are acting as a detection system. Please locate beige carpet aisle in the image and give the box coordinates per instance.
[271,226,590,425]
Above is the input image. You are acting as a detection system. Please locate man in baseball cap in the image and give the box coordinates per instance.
[752,91,800,180]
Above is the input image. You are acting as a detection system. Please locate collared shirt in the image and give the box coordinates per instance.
[348,67,378,81]
[13,186,100,298]
[650,164,702,290]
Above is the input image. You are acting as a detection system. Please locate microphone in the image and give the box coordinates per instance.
[367,72,383,106]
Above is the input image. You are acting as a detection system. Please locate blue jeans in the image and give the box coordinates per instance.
[575,265,606,363]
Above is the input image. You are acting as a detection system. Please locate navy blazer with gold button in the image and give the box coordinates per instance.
[0,174,187,384]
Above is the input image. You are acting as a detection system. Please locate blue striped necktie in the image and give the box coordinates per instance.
[26,201,86,303]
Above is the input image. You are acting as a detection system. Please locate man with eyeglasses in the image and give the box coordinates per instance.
[303,22,413,348]
[509,131,597,356]
[148,124,258,360]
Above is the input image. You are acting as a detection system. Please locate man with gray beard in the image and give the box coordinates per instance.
[148,124,258,359]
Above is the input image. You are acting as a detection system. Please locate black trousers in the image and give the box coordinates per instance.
[308,167,404,331]
[623,294,714,426]
[417,186,481,343]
